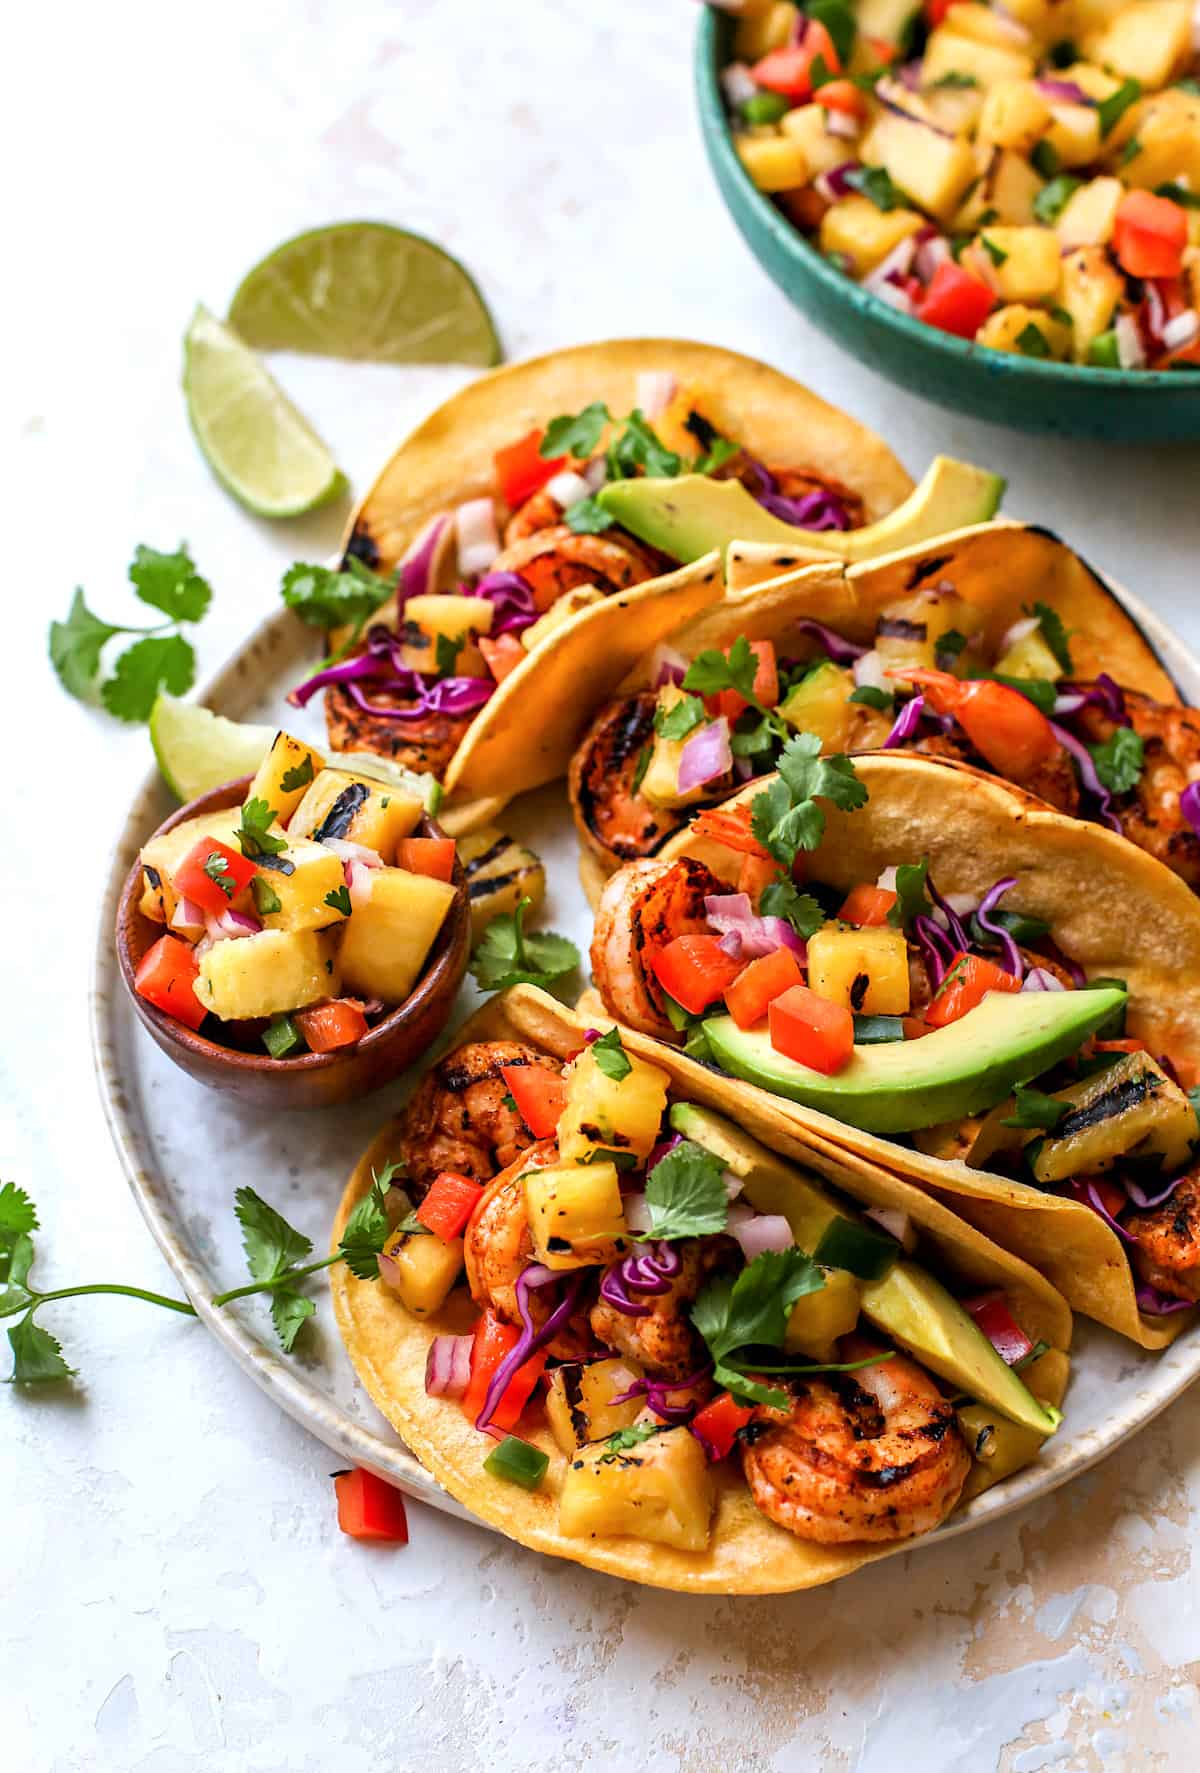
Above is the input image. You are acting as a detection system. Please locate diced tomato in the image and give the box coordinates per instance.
[479,632,527,684]
[726,946,805,1031]
[916,261,994,340]
[417,1171,485,1240]
[839,884,897,927]
[134,934,207,1031]
[334,1468,410,1542]
[738,852,780,905]
[924,952,1022,1028]
[396,837,456,882]
[462,1309,547,1433]
[925,0,954,24]
[769,984,854,1074]
[1113,190,1187,281]
[493,428,565,510]
[752,23,840,102]
[689,806,770,860]
[1067,1174,1127,1222]
[651,934,745,1016]
[864,34,898,63]
[295,999,369,1052]
[891,668,1061,779]
[717,639,779,722]
[815,79,867,118]
[500,1063,566,1139]
[1092,1037,1148,1055]
[173,836,258,918]
[691,1391,754,1462]
[963,1292,1034,1366]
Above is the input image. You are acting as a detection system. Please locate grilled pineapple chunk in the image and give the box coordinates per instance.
[1060,246,1123,360]
[977,227,1061,303]
[337,867,456,1004]
[733,0,796,60]
[959,1347,1069,1498]
[977,304,1072,358]
[784,1268,861,1362]
[819,196,925,276]
[1112,89,1200,192]
[978,80,1051,153]
[1030,1053,1198,1184]
[400,593,493,678]
[546,1358,644,1455]
[777,661,854,749]
[874,586,984,673]
[458,825,545,943]
[378,1225,463,1316]
[195,928,339,1021]
[736,133,810,194]
[256,841,348,933]
[141,810,241,884]
[859,111,978,223]
[558,1045,671,1166]
[994,624,1066,679]
[1083,0,1190,87]
[290,769,423,862]
[139,864,177,926]
[1056,177,1123,249]
[807,924,911,1015]
[524,1162,630,1271]
[781,103,864,177]
[1043,101,1102,168]
[922,28,1034,89]
[246,730,325,825]
[558,1424,715,1552]
[640,683,721,811]
[980,149,1044,225]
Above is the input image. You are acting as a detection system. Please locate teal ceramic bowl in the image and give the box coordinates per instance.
[695,10,1200,441]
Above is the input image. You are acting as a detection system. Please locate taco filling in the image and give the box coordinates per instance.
[571,589,1200,885]
[589,747,1200,1319]
[285,375,871,781]
[356,1027,1063,1559]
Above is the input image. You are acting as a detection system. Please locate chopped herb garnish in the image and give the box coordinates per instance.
[279,755,315,793]
[235,796,288,860]
[541,401,611,460]
[1002,1084,1068,1131]
[1120,137,1142,166]
[435,632,465,677]
[749,733,867,870]
[631,743,652,795]
[887,858,932,933]
[281,556,394,634]
[1016,322,1051,358]
[468,896,580,993]
[250,876,282,916]
[654,693,707,742]
[1156,181,1200,209]
[1031,139,1060,177]
[591,1026,632,1082]
[692,1248,826,1409]
[845,164,902,212]
[1033,175,1082,225]
[849,684,892,711]
[759,875,826,939]
[1088,725,1144,794]
[980,234,1008,267]
[1097,78,1140,138]
[637,1141,729,1242]
[564,494,616,534]
[928,70,977,90]
[203,852,234,897]
[1031,601,1073,674]
[324,885,352,917]
[598,1423,662,1462]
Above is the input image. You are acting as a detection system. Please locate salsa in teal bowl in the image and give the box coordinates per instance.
[694,8,1200,441]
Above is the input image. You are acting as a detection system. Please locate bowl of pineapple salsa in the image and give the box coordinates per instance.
[696,0,1200,436]
[116,734,470,1108]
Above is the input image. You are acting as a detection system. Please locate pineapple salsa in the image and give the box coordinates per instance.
[133,732,457,1057]
[723,0,1200,367]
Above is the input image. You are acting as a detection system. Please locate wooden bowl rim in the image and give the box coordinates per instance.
[115,774,469,1077]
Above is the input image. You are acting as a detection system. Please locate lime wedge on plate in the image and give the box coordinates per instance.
[150,692,275,801]
[183,305,347,517]
[227,222,501,366]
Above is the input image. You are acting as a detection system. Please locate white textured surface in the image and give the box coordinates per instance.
[6,2,1200,1769]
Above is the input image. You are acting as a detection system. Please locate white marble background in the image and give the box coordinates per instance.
[6,2,1200,1768]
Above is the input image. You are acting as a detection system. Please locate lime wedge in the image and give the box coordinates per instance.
[150,693,276,801]
[183,305,347,518]
[226,222,501,366]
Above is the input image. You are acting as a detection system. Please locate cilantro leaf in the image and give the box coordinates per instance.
[129,543,212,624]
[100,633,195,722]
[235,797,287,860]
[759,875,825,939]
[564,495,616,534]
[695,436,740,475]
[279,756,315,794]
[607,410,682,481]
[324,884,353,917]
[751,734,866,868]
[710,1364,790,1411]
[541,401,611,460]
[638,1141,729,1242]
[1033,175,1082,225]
[684,635,762,710]
[846,165,902,212]
[1031,601,1073,673]
[654,694,706,742]
[928,69,977,88]
[8,1311,74,1384]
[591,1026,632,1082]
[981,674,1058,715]
[271,1289,316,1352]
[48,590,123,700]
[887,859,932,932]
[1016,323,1050,359]
[0,1183,38,1240]
[435,632,465,677]
[849,684,892,711]
[599,1422,663,1461]
[1089,726,1144,794]
[1002,1084,1068,1131]
[980,234,1008,267]
[234,1186,312,1283]
[692,1248,824,1364]
[1098,77,1140,137]
[631,744,652,795]
[281,559,394,632]
[203,851,235,898]
[468,896,580,993]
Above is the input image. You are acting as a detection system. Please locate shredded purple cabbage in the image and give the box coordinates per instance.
[1084,1181,1137,1245]
[974,877,1024,979]
[599,1242,682,1317]
[289,622,495,720]
[463,570,537,636]
[883,693,926,749]
[791,619,867,665]
[476,1265,584,1433]
[1124,1171,1187,1211]
[926,876,971,953]
[757,487,853,532]
[645,1133,682,1174]
[1136,1282,1195,1316]
[1050,722,1123,831]
[1180,781,1200,840]
[612,1362,713,1425]
[914,913,956,991]
[400,514,450,606]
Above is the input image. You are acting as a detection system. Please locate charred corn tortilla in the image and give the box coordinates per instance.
[332,985,1070,1596]
[339,339,914,832]
[647,752,1200,1349]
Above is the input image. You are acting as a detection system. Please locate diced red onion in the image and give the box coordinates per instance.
[999,614,1040,653]
[706,892,805,960]
[1036,78,1090,103]
[793,619,866,663]
[863,235,916,296]
[635,371,678,419]
[1022,966,1066,992]
[400,513,451,606]
[814,161,862,202]
[726,1204,794,1260]
[1180,781,1200,839]
[321,836,383,868]
[646,1133,682,1175]
[876,866,899,891]
[1116,313,1146,371]
[621,1191,653,1235]
[1050,723,1123,830]
[204,909,261,944]
[883,693,926,748]
[825,110,860,141]
[455,497,501,577]
[915,235,950,283]
[1142,281,1169,354]
[583,456,608,493]
[678,718,732,794]
[424,1332,474,1400]
[854,649,889,692]
[171,896,206,933]
[650,643,688,687]
[1163,310,1200,353]
[346,860,376,908]
[545,468,591,508]
[865,1206,912,1247]
[723,1170,745,1201]
[974,877,1023,979]
[377,1251,405,1291]
[720,61,759,108]
[476,1264,583,1432]
[897,59,923,90]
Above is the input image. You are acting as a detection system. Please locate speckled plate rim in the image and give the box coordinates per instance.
[90,554,1200,1588]
[694,8,1200,399]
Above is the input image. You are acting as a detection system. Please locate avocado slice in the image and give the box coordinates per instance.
[596,456,1006,566]
[669,1101,842,1248]
[861,1262,1060,1436]
[703,987,1126,1135]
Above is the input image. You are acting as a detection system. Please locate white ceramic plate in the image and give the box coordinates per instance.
[91,561,1200,1582]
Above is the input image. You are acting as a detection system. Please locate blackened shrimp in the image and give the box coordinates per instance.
[590,1238,736,1382]
[1124,1168,1200,1304]
[1076,687,1200,888]
[489,526,659,612]
[590,856,727,1039]
[324,679,471,777]
[569,692,693,868]
[395,1040,565,1197]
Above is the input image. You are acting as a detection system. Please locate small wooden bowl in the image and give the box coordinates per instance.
[116,776,470,1110]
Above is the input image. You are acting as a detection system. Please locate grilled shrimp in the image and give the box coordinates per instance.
[1076,688,1200,888]
[1124,1168,1200,1304]
[464,1144,592,1358]
[590,1238,736,1381]
[741,1340,969,1545]
[489,525,659,612]
[395,1040,565,1197]
[590,855,726,1039]
[503,487,564,546]
[324,680,470,777]
[569,692,694,867]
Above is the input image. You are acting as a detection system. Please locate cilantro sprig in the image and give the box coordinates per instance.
[591,1026,632,1082]
[637,1141,729,1243]
[49,543,213,722]
[1001,1085,1068,1132]
[469,896,580,994]
[235,797,288,861]
[691,1248,826,1408]
[750,733,867,870]
[1089,726,1144,795]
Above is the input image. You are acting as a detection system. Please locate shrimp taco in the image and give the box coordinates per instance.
[331,984,1071,1595]
[286,339,915,833]
[569,521,1200,905]
[584,750,1200,1348]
